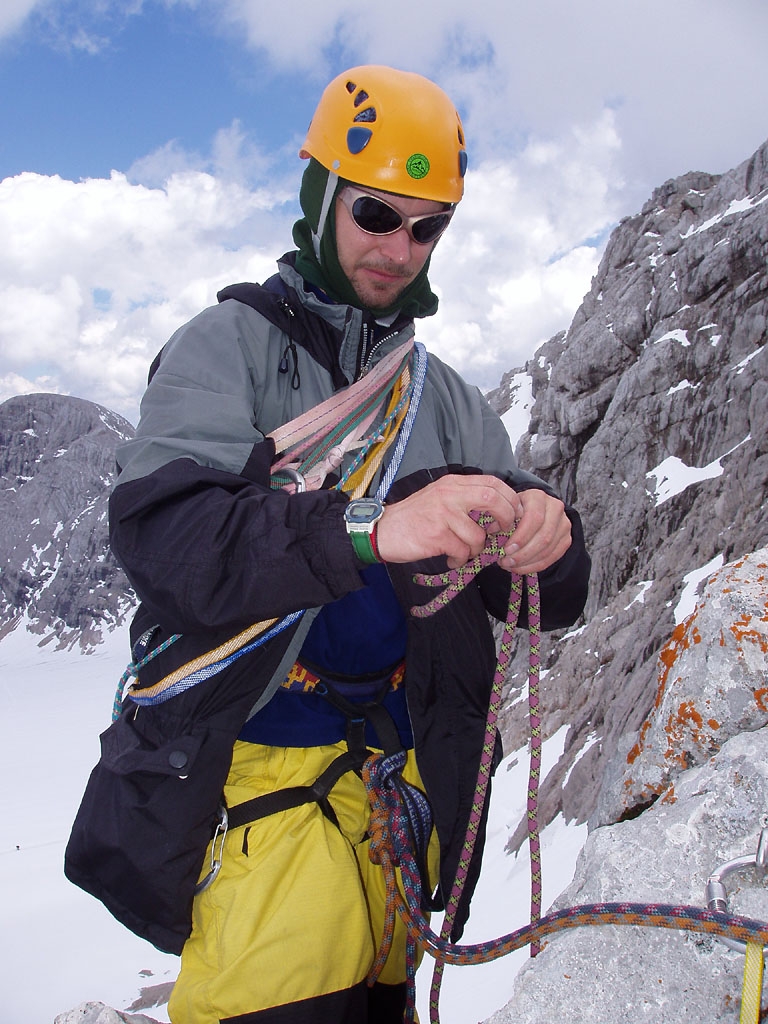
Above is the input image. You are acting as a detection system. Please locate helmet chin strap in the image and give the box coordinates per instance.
[312,170,339,261]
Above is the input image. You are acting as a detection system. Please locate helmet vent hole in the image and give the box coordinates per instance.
[353,106,377,123]
[353,89,369,107]
[346,126,373,154]
[345,80,357,93]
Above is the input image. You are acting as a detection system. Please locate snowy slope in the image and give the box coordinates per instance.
[0,624,177,1024]
[0,623,585,1024]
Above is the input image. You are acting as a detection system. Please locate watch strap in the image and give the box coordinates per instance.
[348,525,380,565]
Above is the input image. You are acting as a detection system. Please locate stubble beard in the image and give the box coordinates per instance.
[350,261,413,312]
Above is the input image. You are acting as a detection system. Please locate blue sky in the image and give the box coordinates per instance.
[0,3,314,182]
[1,0,767,424]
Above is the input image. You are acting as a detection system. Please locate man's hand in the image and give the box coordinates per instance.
[374,475,571,573]
[495,487,571,575]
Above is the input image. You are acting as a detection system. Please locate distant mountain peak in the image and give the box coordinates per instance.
[0,393,135,650]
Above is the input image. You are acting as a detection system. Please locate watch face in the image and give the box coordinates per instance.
[345,499,383,524]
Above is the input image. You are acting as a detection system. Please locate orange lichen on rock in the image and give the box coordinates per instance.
[658,618,702,689]
[627,617,705,766]
[729,610,768,654]
[754,688,768,712]
[664,699,719,767]
[626,719,652,765]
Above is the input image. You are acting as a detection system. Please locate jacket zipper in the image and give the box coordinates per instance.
[358,325,399,378]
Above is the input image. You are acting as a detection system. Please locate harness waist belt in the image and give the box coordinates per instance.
[281,658,405,696]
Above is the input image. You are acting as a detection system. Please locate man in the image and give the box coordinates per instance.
[66,66,589,1023]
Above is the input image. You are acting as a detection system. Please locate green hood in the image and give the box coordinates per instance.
[292,158,439,320]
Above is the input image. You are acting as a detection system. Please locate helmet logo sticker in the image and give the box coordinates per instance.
[406,153,430,180]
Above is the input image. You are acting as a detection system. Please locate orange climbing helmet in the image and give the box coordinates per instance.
[300,65,467,204]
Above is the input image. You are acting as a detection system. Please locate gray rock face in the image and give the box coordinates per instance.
[54,1002,162,1024]
[489,137,768,843]
[596,548,768,825]
[0,393,135,649]
[485,550,768,1024]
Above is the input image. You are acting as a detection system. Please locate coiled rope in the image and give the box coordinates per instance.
[364,516,768,1023]
[112,343,429,719]
[364,749,768,1020]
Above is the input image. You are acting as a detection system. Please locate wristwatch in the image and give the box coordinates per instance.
[344,497,384,564]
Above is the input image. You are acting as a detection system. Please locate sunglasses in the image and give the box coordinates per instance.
[339,186,454,245]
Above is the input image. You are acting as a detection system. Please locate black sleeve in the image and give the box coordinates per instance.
[109,453,365,636]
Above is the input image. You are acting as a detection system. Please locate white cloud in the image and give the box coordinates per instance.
[127,120,276,189]
[0,129,611,422]
[0,168,296,422]
[0,102,626,423]
[0,0,41,38]
[210,0,768,196]
[0,369,63,400]
[418,110,621,390]
[6,0,768,208]
[2,0,767,423]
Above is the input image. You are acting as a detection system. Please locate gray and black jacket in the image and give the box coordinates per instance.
[65,251,590,955]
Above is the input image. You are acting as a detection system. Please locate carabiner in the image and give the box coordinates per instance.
[195,804,229,895]
[282,467,306,494]
[706,826,768,954]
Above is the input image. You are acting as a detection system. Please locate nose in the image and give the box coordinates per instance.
[376,226,413,264]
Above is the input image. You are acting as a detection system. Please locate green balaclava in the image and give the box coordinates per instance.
[292,158,439,320]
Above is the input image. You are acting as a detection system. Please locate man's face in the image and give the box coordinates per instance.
[334,185,449,311]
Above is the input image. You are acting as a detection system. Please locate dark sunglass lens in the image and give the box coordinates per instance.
[352,196,402,235]
[412,214,451,244]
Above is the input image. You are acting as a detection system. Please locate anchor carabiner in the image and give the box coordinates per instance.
[706,826,768,954]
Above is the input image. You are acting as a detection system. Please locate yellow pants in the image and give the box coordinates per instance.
[168,740,439,1023]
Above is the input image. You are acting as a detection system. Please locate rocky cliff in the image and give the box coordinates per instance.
[487,136,768,845]
[0,393,135,649]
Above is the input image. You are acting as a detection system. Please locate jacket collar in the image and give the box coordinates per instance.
[276,251,417,385]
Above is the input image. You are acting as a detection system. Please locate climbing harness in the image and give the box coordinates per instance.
[361,519,768,1023]
[111,341,428,718]
[206,667,433,944]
